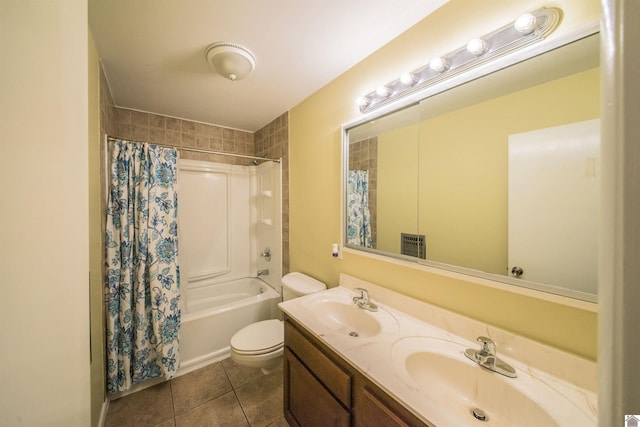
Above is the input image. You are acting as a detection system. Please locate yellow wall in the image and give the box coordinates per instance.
[89,29,106,426]
[0,0,91,424]
[420,68,599,274]
[375,68,600,272]
[377,124,420,253]
[289,0,600,360]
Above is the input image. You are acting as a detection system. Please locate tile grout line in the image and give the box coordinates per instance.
[168,378,177,426]
[233,388,252,427]
[220,361,253,426]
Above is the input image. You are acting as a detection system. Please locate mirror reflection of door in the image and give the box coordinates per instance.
[508,119,600,294]
[343,32,600,301]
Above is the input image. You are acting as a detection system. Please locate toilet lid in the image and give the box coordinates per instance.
[231,319,283,355]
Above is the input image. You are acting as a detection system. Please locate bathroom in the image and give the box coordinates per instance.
[2,0,639,426]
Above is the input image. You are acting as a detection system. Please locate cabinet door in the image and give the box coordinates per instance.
[355,387,409,427]
[284,349,350,427]
[285,320,351,406]
[354,380,430,427]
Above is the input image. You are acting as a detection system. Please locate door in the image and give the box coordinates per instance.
[508,119,599,294]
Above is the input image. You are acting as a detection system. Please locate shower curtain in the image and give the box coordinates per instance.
[105,139,181,394]
[346,170,373,248]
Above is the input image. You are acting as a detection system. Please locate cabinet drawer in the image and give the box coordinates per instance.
[285,320,352,407]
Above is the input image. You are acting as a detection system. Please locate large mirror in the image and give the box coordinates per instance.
[343,30,600,302]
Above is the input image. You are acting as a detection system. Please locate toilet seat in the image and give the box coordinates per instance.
[230,319,283,356]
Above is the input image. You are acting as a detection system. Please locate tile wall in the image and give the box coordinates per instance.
[348,137,378,246]
[254,115,290,274]
[99,64,290,274]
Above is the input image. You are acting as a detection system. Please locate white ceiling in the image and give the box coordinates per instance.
[89,0,448,132]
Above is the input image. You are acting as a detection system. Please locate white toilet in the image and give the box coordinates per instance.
[229,272,326,373]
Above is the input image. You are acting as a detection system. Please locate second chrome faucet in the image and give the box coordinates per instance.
[464,336,517,378]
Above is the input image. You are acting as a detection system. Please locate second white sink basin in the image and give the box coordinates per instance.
[391,337,596,427]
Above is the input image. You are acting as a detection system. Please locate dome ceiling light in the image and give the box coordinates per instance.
[205,42,256,81]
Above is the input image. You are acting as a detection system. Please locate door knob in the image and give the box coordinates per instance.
[511,266,524,277]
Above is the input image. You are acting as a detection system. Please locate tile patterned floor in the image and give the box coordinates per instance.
[105,358,288,427]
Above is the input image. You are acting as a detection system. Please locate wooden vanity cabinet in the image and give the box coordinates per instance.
[283,317,430,427]
[352,375,430,427]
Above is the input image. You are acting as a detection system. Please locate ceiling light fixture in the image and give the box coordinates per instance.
[356,7,562,114]
[205,42,256,81]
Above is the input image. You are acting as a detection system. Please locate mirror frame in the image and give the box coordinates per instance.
[341,23,600,304]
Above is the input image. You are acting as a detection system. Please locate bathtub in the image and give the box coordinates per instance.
[178,277,281,374]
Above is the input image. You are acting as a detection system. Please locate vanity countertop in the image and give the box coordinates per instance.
[278,275,597,427]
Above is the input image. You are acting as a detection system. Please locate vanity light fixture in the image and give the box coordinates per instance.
[376,85,393,97]
[205,42,256,81]
[428,57,449,73]
[356,7,562,113]
[400,72,419,86]
[356,96,371,108]
[466,38,489,56]
[514,13,538,34]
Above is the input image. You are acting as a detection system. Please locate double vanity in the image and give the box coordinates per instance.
[279,274,597,426]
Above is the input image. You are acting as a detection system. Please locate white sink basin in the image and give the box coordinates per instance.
[391,337,596,427]
[310,300,380,337]
[300,290,399,338]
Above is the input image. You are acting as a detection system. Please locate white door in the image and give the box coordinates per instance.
[508,119,599,294]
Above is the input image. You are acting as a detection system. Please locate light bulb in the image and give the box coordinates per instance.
[514,13,537,34]
[467,38,488,56]
[400,73,418,86]
[376,85,392,97]
[356,96,371,108]
[429,57,449,73]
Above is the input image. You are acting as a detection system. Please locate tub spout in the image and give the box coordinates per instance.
[257,269,269,277]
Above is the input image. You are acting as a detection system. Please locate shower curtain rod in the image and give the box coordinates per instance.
[106,136,281,163]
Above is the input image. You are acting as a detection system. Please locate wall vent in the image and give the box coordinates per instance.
[401,233,426,259]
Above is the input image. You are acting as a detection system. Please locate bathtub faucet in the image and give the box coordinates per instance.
[257,269,269,277]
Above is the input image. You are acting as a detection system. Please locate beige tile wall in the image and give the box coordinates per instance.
[348,137,377,246]
[254,114,289,274]
[99,65,290,275]
[112,108,255,166]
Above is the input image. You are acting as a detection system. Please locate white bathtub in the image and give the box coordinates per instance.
[178,277,281,374]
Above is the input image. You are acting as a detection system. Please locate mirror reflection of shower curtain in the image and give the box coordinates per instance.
[104,139,181,393]
[347,170,373,248]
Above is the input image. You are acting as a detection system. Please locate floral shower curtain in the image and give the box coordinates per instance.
[346,170,373,248]
[105,139,181,394]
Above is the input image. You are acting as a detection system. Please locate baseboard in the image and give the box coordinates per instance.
[175,349,230,377]
[98,399,109,427]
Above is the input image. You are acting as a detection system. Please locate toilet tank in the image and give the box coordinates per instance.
[281,272,326,301]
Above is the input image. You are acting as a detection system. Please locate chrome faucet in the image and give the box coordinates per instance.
[464,336,517,378]
[352,288,378,312]
[257,269,269,277]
